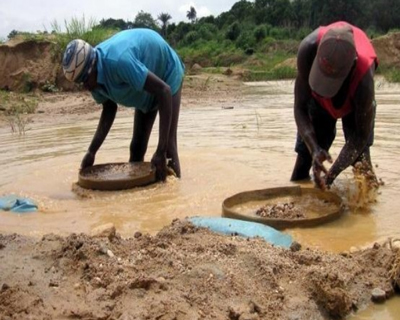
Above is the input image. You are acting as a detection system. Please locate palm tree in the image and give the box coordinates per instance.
[157,12,172,37]
[186,6,197,23]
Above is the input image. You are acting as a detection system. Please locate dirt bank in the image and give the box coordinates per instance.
[0,219,398,320]
[1,31,400,92]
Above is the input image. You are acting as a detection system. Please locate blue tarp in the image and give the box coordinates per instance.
[0,195,38,213]
[188,216,293,248]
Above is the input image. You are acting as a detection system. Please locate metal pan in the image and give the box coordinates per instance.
[222,186,344,230]
[78,162,156,191]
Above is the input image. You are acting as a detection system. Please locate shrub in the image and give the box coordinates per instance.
[50,16,117,56]
[236,31,256,50]
[254,25,268,42]
[198,23,219,41]
[184,31,200,45]
[225,22,241,41]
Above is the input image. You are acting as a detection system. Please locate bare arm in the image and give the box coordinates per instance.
[326,66,376,185]
[81,100,117,169]
[294,30,333,188]
[294,29,320,156]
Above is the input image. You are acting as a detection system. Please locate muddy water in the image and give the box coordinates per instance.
[0,79,399,317]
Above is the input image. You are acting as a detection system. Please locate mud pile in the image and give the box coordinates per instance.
[0,219,397,320]
[372,32,400,68]
[0,40,74,92]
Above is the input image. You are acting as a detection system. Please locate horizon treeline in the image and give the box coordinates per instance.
[6,0,400,72]
[95,0,400,46]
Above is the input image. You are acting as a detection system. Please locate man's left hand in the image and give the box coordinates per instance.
[151,152,168,181]
[324,171,337,189]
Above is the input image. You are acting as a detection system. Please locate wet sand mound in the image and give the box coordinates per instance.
[0,40,70,92]
[0,220,397,320]
[372,32,400,68]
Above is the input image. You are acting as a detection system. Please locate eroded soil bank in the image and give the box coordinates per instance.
[1,220,399,320]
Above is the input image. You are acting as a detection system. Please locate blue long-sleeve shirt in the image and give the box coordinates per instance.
[91,29,185,113]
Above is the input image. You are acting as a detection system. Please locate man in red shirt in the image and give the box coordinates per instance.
[290,21,378,189]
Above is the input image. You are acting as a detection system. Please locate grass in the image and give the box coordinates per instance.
[385,68,400,83]
[0,91,38,135]
[239,66,297,82]
[179,37,297,81]
[50,16,117,56]
[376,65,400,83]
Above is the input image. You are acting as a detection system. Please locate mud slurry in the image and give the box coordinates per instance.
[0,220,398,320]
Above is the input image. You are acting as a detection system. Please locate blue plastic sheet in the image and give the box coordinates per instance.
[0,195,38,213]
[188,216,292,248]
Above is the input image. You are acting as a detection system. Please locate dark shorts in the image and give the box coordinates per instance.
[295,99,376,156]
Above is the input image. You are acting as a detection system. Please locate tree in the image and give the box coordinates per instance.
[133,11,159,30]
[186,6,197,23]
[225,22,241,41]
[158,12,172,37]
[8,30,19,40]
[230,0,255,22]
[98,18,131,30]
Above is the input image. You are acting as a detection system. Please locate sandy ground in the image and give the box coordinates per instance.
[1,74,400,319]
[0,73,244,128]
[0,220,399,320]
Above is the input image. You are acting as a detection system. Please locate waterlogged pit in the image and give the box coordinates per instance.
[0,78,400,318]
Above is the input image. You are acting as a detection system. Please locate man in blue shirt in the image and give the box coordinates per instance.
[63,29,185,181]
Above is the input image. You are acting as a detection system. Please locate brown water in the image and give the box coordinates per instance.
[1,79,399,318]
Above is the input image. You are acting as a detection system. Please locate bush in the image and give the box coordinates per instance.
[236,31,256,50]
[254,25,268,42]
[225,22,241,41]
[8,30,19,40]
[197,23,219,41]
[271,66,297,79]
[269,27,291,40]
[41,81,59,93]
[214,51,246,67]
[294,27,312,41]
[184,31,200,45]
[50,16,117,55]
[385,68,400,83]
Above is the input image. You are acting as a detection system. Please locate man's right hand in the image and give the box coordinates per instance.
[312,148,333,190]
[80,151,95,171]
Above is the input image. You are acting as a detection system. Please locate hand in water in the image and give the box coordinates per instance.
[312,148,333,190]
[151,152,168,181]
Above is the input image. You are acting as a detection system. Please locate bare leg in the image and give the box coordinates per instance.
[166,87,182,178]
[291,152,312,181]
[129,108,158,162]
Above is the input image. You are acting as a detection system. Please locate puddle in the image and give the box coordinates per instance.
[0,79,400,318]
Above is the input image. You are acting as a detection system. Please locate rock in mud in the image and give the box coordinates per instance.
[90,223,116,240]
[371,288,386,303]
[290,241,302,252]
[134,231,142,238]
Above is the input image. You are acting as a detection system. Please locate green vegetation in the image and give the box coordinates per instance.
[0,90,39,134]
[41,81,59,93]
[50,16,117,56]
[5,0,400,82]
[379,67,400,83]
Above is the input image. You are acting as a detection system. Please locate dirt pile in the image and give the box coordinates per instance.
[372,32,400,68]
[0,40,75,92]
[0,219,398,320]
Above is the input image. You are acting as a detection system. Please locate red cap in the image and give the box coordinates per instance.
[309,25,357,98]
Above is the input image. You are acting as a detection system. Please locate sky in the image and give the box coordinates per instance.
[0,0,241,40]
